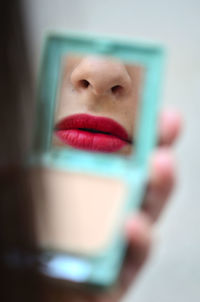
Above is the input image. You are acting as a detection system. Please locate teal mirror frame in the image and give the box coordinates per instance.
[30,32,165,289]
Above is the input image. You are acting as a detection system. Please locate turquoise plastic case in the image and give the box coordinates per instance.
[30,32,165,289]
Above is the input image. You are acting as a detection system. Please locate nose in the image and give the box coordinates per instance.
[70,56,132,96]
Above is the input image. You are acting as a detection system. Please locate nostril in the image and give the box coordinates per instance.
[78,79,90,89]
[111,85,123,95]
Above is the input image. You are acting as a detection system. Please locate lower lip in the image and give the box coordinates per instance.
[55,129,127,152]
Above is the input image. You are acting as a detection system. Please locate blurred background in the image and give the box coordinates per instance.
[22,0,200,301]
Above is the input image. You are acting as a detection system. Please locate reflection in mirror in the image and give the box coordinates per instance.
[52,54,144,156]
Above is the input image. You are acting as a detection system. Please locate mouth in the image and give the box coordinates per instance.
[54,114,132,153]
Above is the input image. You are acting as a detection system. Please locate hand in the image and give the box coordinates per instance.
[116,109,182,298]
[43,110,182,302]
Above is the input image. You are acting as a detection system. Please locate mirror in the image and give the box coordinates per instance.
[52,54,145,156]
[34,52,145,258]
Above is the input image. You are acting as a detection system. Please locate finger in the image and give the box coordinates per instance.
[142,148,175,221]
[117,213,153,293]
[159,110,182,146]
[125,213,152,269]
[125,213,152,252]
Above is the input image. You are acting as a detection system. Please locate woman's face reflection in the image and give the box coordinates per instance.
[53,55,144,155]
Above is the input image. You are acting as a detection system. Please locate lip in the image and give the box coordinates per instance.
[54,114,132,153]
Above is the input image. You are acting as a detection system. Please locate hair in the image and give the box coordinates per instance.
[0,1,39,301]
[0,3,96,301]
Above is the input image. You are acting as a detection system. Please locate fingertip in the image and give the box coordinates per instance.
[150,148,175,185]
[159,110,182,145]
[125,214,152,248]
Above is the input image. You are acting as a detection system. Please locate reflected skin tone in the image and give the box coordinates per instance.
[53,55,144,155]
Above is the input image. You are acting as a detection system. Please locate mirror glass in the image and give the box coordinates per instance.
[52,54,145,156]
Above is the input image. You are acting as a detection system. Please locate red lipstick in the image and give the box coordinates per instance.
[54,114,131,152]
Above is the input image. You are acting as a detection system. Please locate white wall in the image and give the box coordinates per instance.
[23,1,200,301]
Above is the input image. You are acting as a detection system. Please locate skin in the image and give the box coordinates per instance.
[42,110,182,301]
[53,55,144,155]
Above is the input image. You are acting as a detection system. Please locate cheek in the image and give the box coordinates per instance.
[55,86,78,121]
[118,95,139,137]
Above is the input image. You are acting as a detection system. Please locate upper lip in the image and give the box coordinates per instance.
[55,114,132,143]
